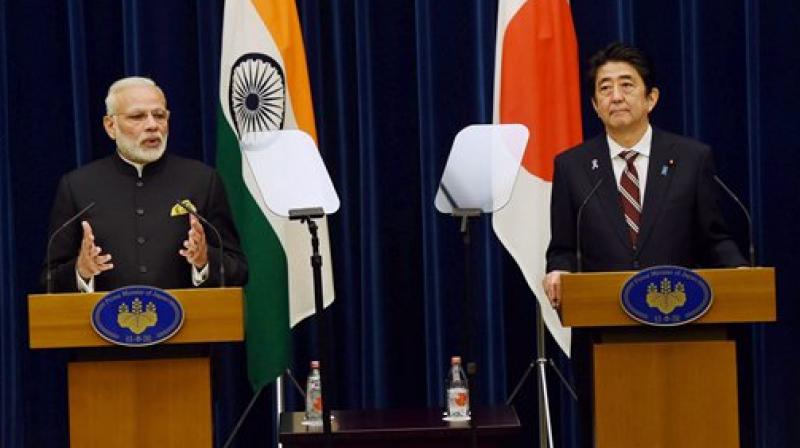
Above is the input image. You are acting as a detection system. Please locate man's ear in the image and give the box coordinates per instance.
[102,115,116,140]
[591,96,599,115]
[646,87,660,113]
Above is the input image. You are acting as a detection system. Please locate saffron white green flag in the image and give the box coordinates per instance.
[217,0,335,390]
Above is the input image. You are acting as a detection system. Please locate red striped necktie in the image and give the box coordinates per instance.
[618,150,641,246]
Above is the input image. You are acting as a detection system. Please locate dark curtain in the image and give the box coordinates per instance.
[2,1,799,447]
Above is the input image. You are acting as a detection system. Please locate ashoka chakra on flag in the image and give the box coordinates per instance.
[228,53,287,138]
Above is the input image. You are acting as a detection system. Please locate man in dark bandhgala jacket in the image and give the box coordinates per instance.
[42,77,248,292]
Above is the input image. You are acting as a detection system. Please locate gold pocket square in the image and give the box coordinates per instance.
[171,200,197,217]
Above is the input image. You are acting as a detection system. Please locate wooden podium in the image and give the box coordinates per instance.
[559,268,775,448]
[27,288,243,448]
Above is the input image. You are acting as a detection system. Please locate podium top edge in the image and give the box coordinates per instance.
[28,287,244,300]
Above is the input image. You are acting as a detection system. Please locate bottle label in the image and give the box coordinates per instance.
[305,378,322,423]
[447,387,469,418]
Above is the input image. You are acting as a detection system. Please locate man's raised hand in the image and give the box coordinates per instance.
[76,220,114,280]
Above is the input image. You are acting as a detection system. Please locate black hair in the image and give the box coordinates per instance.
[587,42,656,95]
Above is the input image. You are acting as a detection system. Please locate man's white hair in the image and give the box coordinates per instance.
[105,77,164,115]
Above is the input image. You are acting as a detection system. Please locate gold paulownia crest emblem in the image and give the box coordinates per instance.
[117,298,158,335]
[645,278,687,314]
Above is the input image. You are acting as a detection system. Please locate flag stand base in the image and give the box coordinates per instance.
[222,385,265,448]
[505,301,577,448]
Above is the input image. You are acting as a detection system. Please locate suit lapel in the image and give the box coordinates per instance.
[636,129,678,253]
[584,137,631,249]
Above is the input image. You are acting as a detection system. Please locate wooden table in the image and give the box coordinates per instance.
[279,406,520,448]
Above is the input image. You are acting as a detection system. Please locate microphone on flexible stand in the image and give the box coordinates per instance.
[174,200,226,287]
[576,178,603,273]
[713,175,756,267]
[46,202,96,294]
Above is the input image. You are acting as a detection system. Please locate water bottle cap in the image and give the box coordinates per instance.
[310,360,320,368]
[451,356,461,364]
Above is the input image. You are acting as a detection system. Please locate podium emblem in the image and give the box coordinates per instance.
[620,266,712,326]
[91,286,184,346]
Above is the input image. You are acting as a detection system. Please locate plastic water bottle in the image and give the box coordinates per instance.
[444,356,470,421]
[304,360,323,426]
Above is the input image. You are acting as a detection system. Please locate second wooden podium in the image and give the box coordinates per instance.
[27,287,243,448]
[559,268,775,448]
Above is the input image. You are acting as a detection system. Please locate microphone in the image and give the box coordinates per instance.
[713,175,756,267]
[46,202,96,294]
[175,200,226,287]
[576,178,603,273]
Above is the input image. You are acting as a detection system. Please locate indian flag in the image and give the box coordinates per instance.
[492,0,582,354]
[217,0,335,390]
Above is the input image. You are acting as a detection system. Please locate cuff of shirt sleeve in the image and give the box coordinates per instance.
[192,263,209,286]
[76,269,95,293]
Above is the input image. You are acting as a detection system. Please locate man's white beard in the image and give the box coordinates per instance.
[116,132,167,164]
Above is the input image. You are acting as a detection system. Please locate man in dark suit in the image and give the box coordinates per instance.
[542,42,746,447]
[543,42,746,306]
[43,77,248,292]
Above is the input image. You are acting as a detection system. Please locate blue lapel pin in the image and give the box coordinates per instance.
[591,158,599,170]
[661,159,676,176]
[661,159,675,176]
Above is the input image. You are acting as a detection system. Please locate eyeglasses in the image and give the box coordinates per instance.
[111,109,170,124]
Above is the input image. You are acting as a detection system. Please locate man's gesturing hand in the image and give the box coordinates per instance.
[180,214,208,268]
[76,220,114,280]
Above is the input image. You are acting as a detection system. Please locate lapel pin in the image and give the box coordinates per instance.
[662,159,676,176]
[591,158,599,170]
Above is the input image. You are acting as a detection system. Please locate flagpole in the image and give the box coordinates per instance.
[276,377,284,448]
[536,302,554,448]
